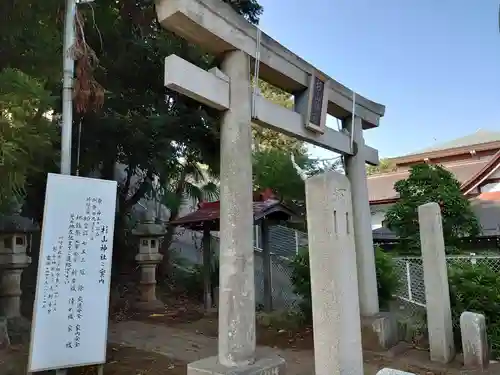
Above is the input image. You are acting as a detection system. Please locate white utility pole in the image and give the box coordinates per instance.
[61,0,78,175]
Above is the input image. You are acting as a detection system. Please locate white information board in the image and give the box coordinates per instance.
[28,173,117,372]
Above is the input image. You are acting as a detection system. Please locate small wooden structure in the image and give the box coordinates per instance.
[169,189,297,311]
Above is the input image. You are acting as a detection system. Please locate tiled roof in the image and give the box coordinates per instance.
[368,158,493,203]
[403,129,500,156]
[169,199,297,230]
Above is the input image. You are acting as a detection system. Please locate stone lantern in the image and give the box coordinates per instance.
[132,220,166,311]
[0,215,38,318]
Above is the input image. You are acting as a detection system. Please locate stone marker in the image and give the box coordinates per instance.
[305,170,364,375]
[418,202,455,363]
[361,312,399,350]
[376,368,416,375]
[460,311,489,370]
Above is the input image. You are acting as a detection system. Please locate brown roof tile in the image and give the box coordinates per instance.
[368,158,492,203]
[169,199,297,230]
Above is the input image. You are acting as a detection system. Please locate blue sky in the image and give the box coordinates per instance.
[257,0,500,160]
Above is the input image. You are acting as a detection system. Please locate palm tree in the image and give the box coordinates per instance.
[156,158,219,276]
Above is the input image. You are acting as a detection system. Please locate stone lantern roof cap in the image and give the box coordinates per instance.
[131,222,166,237]
[0,214,39,234]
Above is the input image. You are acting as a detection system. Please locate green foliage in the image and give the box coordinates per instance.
[385,164,480,253]
[1,0,264,261]
[289,247,312,321]
[180,255,219,301]
[448,262,500,356]
[257,310,304,330]
[375,247,401,309]
[252,80,304,152]
[158,160,219,216]
[290,246,400,322]
[366,158,397,176]
[0,1,62,83]
[0,68,57,211]
[252,148,343,218]
[253,149,315,204]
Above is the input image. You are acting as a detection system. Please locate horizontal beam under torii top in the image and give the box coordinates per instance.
[164,54,380,165]
[155,0,385,129]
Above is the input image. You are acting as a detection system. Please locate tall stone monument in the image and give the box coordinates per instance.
[306,171,364,375]
[418,202,455,363]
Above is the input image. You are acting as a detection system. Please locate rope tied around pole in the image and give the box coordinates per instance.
[251,27,262,119]
[349,91,357,152]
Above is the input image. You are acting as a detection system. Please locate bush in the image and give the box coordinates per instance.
[290,246,400,322]
[174,255,219,301]
[289,247,312,321]
[448,262,500,357]
[375,247,401,309]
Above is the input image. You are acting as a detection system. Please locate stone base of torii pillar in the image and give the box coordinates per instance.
[188,350,285,375]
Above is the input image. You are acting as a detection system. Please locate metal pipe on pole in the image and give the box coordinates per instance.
[61,0,77,176]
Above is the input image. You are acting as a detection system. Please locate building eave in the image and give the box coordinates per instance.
[369,152,500,205]
[461,150,500,195]
[388,141,500,165]
[369,198,398,205]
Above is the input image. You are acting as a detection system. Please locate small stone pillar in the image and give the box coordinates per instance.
[0,215,37,318]
[460,311,489,370]
[132,222,166,311]
[418,202,455,363]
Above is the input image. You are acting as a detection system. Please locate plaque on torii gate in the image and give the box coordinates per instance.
[155,0,386,374]
[163,55,381,164]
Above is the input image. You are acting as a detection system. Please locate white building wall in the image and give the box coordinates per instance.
[481,181,500,193]
[370,203,393,229]
[478,166,500,193]
[471,201,500,236]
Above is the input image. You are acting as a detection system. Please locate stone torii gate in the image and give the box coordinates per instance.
[155,0,384,373]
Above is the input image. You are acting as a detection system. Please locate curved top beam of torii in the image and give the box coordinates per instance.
[155,0,385,165]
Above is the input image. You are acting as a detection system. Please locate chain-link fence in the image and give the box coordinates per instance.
[208,227,302,310]
[254,249,300,310]
[392,255,500,320]
[255,225,305,310]
[175,223,500,317]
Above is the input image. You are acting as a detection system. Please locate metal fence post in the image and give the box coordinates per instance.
[406,261,413,302]
[294,230,299,255]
